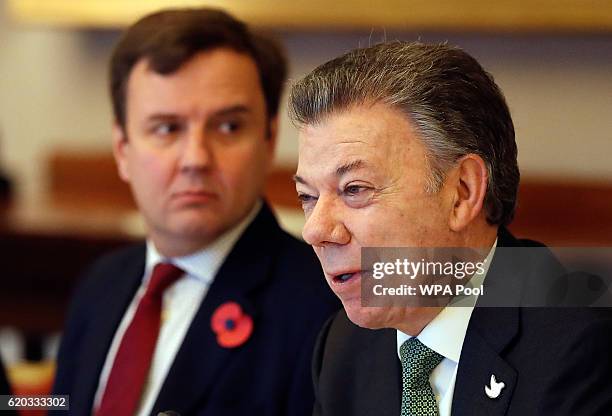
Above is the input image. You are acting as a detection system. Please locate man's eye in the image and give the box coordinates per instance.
[219,120,241,134]
[297,193,317,211]
[344,185,365,195]
[342,184,374,208]
[152,122,181,136]
[343,184,373,197]
[297,193,316,203]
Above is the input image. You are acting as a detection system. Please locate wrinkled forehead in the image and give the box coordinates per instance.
[297,123,382,177]
[296,104,426,184]
[298,104,421,155]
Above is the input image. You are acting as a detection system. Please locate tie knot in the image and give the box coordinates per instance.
[400,337,444,389]
[146,263,184,297]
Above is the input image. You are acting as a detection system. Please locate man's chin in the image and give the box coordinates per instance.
[149,218,226,255]
[168,214,227,238]
[343,303,387,330]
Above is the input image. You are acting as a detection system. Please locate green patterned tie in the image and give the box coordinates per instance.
[400,337,444,416]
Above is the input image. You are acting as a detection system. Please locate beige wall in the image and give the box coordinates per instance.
[1,2,612,205]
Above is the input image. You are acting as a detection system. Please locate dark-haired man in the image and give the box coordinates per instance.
[290,42,612,415]
[52,8,338,416]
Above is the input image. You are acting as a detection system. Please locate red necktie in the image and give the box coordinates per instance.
[96,263,184,416]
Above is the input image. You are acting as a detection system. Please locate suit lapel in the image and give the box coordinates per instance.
[153,204,279,415]
[70,247,146,415]
[452,307,518,416]
[452,228,523,416]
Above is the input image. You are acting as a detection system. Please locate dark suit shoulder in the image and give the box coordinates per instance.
[253,227,340,354]
[497,227,546,248]
[509,307,612,367]
[77,243,145,288]
[265,225,339,306]
[52,243,145,401]
[520,306,612,332]
[514,307,612,372]
[505,307,612,414]
[58,243,145,344]
[273,230,326,283]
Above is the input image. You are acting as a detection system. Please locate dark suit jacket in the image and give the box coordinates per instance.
[312,228,612,415]
[52,203,339,416]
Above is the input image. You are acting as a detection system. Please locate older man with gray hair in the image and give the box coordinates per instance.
[290,42,612,416]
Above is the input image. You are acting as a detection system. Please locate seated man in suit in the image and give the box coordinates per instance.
[52,8,338,416]
[289,42,612,415]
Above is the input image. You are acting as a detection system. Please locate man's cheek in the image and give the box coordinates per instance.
[313,249,325,263]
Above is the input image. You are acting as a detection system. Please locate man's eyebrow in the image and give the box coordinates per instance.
[146,113,179,122]
[144,105,250,123]
[293,174,307,185]
[335,160,366,177]
[293,160,367,185]
[212,105,251,118]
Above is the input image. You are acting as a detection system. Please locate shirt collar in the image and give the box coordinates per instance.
[145,200,262,286]
[396,238,497,363]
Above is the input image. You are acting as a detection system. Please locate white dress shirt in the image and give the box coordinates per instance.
[396,240,497,416]
[93,201,261,416]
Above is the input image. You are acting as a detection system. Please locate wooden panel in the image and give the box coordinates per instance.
[8,0,612,32]
[510,179,612,246]
[266,169,299,209]
[47,151,135,211]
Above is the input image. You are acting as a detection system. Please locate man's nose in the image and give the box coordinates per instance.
[302,196,350,247]
[179,127,212,172]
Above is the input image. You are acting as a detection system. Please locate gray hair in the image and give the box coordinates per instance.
[289,41,519,226]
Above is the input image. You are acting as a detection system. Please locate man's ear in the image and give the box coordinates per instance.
[448,154,489,232]
[111,123,130,183]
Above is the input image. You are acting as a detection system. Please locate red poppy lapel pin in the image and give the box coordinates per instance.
[211,301,253,348]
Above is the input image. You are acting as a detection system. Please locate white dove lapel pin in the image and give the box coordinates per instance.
[484,374,505,399]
